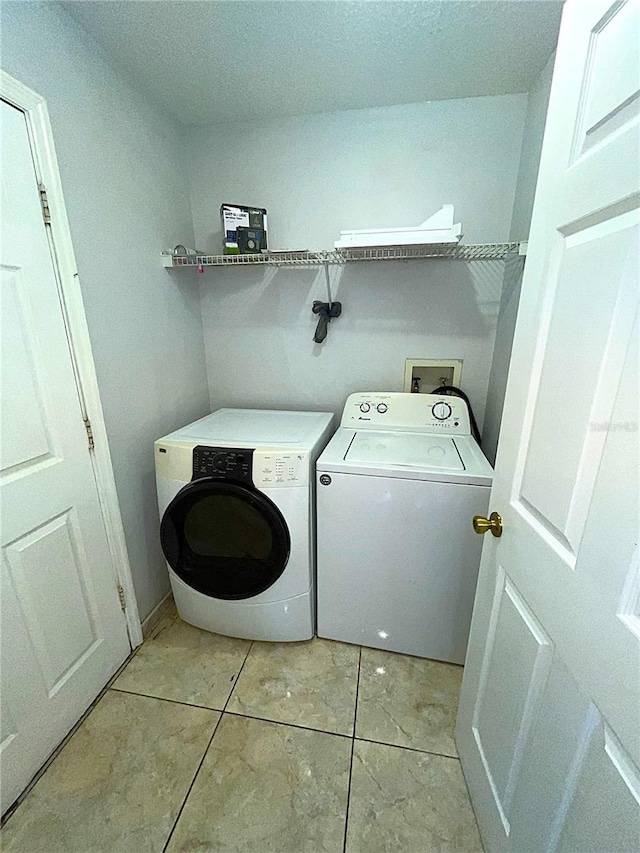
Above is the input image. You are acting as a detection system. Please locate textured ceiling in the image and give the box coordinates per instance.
[61,0,563,127]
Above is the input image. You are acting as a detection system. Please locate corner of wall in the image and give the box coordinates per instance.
[509,50,557,243]
[482,49,557,465]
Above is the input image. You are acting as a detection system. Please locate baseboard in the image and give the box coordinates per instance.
[141,591,175,640]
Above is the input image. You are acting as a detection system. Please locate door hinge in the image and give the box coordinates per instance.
[117,584,126,611]
[38,183,51,225]
[83,416,95,451]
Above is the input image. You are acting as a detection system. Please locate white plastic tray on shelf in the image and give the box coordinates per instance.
[334,204,463,249]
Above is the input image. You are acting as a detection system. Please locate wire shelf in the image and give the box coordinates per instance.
[168,250,331,268]
[340,243,522,262]
[163,242,524,269]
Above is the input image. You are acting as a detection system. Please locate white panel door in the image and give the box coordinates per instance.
[456,2,640,851]
[0,100,131,814]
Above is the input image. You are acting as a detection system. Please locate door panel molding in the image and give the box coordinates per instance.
[472,569,553,834]
[515,212,639,559]
[570,0,638,162]
[545,703,600,853]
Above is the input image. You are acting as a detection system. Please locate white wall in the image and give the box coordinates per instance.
[1,2,210,620]
[187,95,527,425]
[481,254,526,463]
[509,53,556,242]
[482,52,556,464]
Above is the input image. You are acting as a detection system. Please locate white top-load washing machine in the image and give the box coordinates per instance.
[316,392,493,664]
[155,408,334,642]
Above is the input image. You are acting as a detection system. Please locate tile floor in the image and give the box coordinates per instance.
[1,608,483,853]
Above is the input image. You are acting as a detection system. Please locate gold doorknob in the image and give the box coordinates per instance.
[473,511,503,538]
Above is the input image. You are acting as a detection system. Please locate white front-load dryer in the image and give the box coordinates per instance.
[155,408,334,641]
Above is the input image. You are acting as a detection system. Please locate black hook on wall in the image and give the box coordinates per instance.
[312,261,342,343]
[312,300,342,343]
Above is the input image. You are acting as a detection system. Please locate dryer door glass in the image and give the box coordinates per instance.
[160,479,291,600]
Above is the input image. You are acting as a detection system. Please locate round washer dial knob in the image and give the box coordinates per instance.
[432,401,452,421]
[359,402,371,413]
[377,403,388,413]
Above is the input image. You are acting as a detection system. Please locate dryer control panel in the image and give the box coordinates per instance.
[341,392,471,434]
[192,446,253,483]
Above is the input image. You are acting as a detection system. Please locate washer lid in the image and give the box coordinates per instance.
[345,432,464,471]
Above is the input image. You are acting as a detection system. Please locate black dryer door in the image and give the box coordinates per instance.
[160,478,291,600]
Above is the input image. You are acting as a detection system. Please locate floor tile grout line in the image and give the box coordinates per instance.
[110,686,460,759]
[109,637,256,714]
[109,685,353,738]
[351,646,362,740]
[342,646,362,853]
[353,736,460,761]
[161,640,255,853]
[162,640,253,853]
[223,710,351,740]
[222,640,254,711]
[108,685,225,713]
[160,712,224,853]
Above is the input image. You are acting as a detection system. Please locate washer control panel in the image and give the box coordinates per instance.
[253,450,309,488]
[192,446,253,483]
[342,392,471,434]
